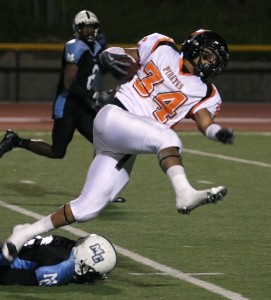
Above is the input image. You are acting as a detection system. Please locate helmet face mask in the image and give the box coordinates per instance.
[74,234,117,284]
[73,10,99,43]
[182,29,229,79]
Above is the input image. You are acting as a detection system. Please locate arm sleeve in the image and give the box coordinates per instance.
[35,249,75,286]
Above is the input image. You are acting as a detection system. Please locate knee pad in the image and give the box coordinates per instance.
[157,128,182,153]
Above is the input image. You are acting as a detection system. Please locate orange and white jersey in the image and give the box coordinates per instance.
[116,33,221,128]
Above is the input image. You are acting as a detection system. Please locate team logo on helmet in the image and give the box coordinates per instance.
[90,243,106,263]
[74,234,117,278]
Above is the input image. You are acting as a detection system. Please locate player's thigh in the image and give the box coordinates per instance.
[94,105,181,154]
[70,154,131,221]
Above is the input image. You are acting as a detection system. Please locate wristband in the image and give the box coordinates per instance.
[205,124,221,141]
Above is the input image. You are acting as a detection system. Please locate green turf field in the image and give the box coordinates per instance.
[0,131,270,300]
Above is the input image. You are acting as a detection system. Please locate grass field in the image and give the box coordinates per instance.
[0,130,270,300]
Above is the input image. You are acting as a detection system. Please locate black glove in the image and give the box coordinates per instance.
[100,52,131,80]
[216,128,235,144]
[91,90,115,112]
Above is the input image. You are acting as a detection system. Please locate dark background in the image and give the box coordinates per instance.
[1,0,270,45]
[0,0,270,102]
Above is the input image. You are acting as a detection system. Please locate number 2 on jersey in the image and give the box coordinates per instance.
[133,61,187,123]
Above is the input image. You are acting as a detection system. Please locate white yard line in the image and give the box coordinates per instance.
[183,148,271,168]
[1,144,263,299]
[0,200,248,300]
[0,116,270,124]
[0,117,51,123]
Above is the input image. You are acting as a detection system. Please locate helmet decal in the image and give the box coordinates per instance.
[74,234,117,279]
[90,243,106,263]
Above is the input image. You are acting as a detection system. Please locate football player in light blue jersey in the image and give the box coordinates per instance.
[0,234,116,286]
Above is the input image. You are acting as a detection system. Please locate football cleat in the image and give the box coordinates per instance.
[112,197,126,203]
[178,186,227,215]
[0,130,17,158]
[1,224,31,262]
[1,242,18,262]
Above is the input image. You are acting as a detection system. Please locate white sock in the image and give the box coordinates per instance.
[3,215,55,261]
[166,165,209,208]
[29,215,55,236]
[8,215,54,248]
[166,165,194,194]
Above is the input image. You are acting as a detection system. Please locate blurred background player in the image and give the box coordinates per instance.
[96,28,107,52]
[0,233,117,286]
[0,10,105,159]
[0,10,125,202]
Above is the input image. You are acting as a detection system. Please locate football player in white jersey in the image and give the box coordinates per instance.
[2,29,235,262]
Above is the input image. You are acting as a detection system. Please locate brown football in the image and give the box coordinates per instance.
[121,54,139,82]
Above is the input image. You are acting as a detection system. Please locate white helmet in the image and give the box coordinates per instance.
[74,234,117,282]
[72,10,99,42]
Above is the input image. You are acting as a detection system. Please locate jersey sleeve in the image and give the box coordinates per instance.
[35,248,75,286]
[189,84,222,119]
[65,39,89,64]
[137,33,176,66]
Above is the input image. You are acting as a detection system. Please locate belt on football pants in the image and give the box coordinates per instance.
[110,97,128,111]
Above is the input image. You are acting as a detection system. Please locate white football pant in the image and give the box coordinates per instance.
[70,104,182,222]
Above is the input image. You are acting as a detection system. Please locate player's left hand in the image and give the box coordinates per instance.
[216,128,235,144]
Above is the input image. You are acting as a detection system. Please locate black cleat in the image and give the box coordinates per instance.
[112,197,126,203]
[0,130,17,158]
[1,242,18,262]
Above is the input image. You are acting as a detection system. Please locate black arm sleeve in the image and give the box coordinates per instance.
[0,268,38,285]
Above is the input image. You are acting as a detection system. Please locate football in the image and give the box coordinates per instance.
[120,54,139,82]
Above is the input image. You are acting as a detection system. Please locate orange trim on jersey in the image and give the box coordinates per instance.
[179,58,184,73]
[213,104,221,118]
[150,37,175,54]
[179,57,193,76]
[189,84,217,116]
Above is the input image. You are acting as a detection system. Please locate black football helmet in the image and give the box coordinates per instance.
[181,29,229,79]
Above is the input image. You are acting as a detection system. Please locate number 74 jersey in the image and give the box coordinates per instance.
[116,33,222,128]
